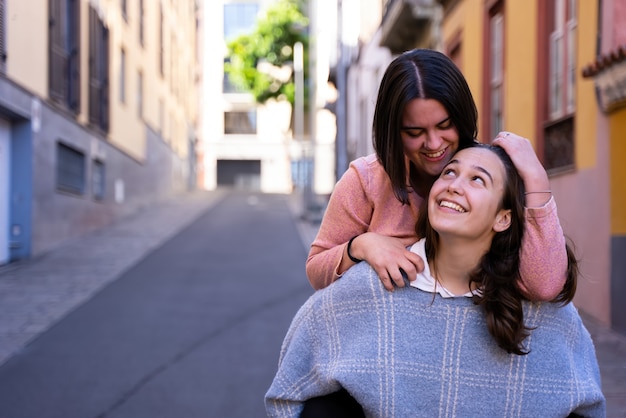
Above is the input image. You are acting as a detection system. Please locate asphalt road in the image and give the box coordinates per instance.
[0,192,314,418]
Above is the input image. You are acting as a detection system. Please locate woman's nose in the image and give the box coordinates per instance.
[447,177,464,194]
[424,130,442,150]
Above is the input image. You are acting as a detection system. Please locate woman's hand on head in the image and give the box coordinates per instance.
[348,233,424,291]
[491,132,552,207]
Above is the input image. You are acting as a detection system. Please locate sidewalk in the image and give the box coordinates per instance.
[580,311,626,417]
[0,190,624,417]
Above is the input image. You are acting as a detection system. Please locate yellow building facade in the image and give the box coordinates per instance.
[362,0,623,332]
[438,0,625,332]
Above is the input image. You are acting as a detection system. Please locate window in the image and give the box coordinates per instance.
[57,142,85,195]
[49,0,81,113]
[88,5,110,132]
[1,0,7,74]
[224,110,257,134]
[223,3,259,94]
[223,2,259,40]
[120,48,126,103]
[224,2,259,41]
[549,0,577,118]
[484,2,504,141]
[539,0,576,172]
[92,159,105,200]
[139,0,144,46]
[137,71,143,118]
[159,3,164,76]
[170,32,175,94]
[223,58,239,93]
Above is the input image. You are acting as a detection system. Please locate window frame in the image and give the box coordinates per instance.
[138,0,145,46]
[482,0,504,142]
[537,0,577,173]
[56,141,86,195]
[137,70,143,119]
[88,5,110,132]
[1,0,7,74]
[48,0,81,113]
[224,109,258,135]
[120,47,126,104]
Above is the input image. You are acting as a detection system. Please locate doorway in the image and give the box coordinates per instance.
[217,159,261,190]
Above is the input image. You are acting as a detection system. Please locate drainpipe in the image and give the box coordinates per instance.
[335,0,348,181]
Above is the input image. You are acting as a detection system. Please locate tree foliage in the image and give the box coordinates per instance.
[224,0,309,106]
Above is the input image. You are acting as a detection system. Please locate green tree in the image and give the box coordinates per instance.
[225,0,309,106]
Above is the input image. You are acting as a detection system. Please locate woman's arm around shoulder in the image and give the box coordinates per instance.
[305,156,376,290]
[492,133,567,301]
[518,197,568,300]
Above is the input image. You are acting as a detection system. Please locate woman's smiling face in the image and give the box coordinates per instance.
[428,147,512,243]
[400,98,460,178]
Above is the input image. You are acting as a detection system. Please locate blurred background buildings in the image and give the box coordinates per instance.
[0,0,625,336]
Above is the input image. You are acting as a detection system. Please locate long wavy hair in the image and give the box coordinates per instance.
[373,48,478,204]
[415,144,578,355]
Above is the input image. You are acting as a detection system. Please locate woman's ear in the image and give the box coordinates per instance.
[493,209,512,232]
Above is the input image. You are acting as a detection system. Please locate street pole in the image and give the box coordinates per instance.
[294,41,309,217]
[335,0,348,182]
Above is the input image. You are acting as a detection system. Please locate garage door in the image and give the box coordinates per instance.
[217,159,261,190]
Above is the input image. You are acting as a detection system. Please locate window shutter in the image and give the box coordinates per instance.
[0,0,6,74]
[88,6,109,132]
[88,6,99,125]
[101,23,109,132]
[68,0,80,113]
[49,0,68,102]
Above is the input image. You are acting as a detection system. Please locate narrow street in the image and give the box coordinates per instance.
[0,191,313,418]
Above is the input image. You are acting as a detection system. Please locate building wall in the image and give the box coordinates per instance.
[440,0,611,326]
[311,0,338,195]
[202,0,337,195]
[550,0,610,325]
[439,0,484,121]
[106,3,146,161]
[29,101,187,255]
[611,135,626,336]
[5,0,48,97]
[610,109,626,233]
[338,0,621,331]
[0,0,200,261]
[585,0,626,254]
[202,0,291,194]
[346,31,392,163]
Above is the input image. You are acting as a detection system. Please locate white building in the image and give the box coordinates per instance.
[202,0,336,196]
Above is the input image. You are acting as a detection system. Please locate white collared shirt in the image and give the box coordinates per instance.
[408,239,478,298]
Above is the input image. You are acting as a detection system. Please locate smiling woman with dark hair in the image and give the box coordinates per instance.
[265,145,605,417]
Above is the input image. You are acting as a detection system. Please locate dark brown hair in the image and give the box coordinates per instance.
[416,143,578,355]
[373,48,478,204]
